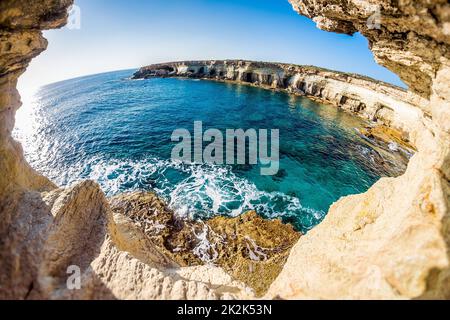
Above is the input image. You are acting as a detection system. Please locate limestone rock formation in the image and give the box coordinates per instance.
[0,0,449,300]
[4,179,255,300]
[0,0,253,300]
[35,182,254,300]
[110,192,300,296]
[289,1,449,98]
[134,60,428,147]
[266,0,450,300]
[0,0,73,299]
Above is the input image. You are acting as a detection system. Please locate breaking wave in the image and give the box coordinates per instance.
[37,154,325,232]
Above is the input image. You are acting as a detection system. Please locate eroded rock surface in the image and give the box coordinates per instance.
[0,0,72,300]
[110,192,300,296]
[0,0,449,300]
[0,0,254,300]
[16,181,254,300]
[266,0,450,300]
[289,0,450,99]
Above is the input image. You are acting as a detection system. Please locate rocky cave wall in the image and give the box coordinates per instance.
[0,0,449,300]
[266,0,450,299]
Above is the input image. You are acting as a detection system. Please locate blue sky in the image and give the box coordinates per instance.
[19,0,405,92]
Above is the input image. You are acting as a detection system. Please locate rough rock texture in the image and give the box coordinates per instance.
[109,192,300,296]
[0,0,71,299]
[1,0,449,300]
[266,0,450,299]
[2,179,255,300]
[32,182,254,300]
[289,0,450,134]
[289,1,450,98]
[134,60,428,146]
[0,0,254,300]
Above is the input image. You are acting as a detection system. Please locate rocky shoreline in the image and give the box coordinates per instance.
[133,60,425,152]
[1,0,449,300]
[134,60,418,175]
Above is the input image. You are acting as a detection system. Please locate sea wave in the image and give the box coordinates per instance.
[39,154,325,231]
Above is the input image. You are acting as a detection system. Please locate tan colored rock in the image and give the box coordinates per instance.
[0,0,253,300]
[110,192,300,297]
[266,0,450,300]
[0,1,73,299]
[0,0,449,301]
[0,0,73,30]
[24,181,253,300]
[267,149,449,299]
[288,0,450,99]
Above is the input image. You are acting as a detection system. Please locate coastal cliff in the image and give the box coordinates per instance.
[133,60,426,147]
[0,0,449,300]
[0,0,257,299]
[267,0,450,299]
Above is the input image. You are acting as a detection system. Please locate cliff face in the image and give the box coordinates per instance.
[266,0,450,299]
[0,0,71,299]
[289,1,449,98]
[288,0,450,134]
[0,0,256,300]
[0,0,449,300]
[134,60,427,146]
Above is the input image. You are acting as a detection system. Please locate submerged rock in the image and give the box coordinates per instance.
[356,124,416,177]
[360,125,416,154]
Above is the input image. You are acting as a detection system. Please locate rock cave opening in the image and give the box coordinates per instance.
[1,0,448,300]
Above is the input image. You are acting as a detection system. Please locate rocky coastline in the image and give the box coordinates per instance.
[110,192,300,297]
[133,60,424,152]
[0,0,449,300]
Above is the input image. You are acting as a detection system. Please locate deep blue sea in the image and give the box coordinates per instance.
[15,70,401,232]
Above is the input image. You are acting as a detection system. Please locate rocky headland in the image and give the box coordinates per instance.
[133,60,424,154]
[0,0,449,300]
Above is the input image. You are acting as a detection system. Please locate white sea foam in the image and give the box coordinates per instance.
[77,157,321,226]
[15,143,325,231]
[191,222,221,264]
[388,142,399,152]
[244,236,268,262]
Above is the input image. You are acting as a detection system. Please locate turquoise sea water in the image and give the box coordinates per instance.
[15,70,401,232]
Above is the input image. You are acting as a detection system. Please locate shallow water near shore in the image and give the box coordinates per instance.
[15,70,406,232]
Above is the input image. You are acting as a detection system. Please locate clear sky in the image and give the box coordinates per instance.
[18,0,405,94]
